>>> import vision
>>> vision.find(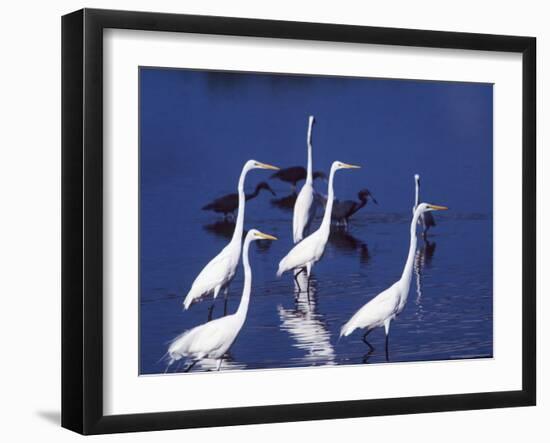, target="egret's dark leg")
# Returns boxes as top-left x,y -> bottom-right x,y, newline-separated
305,263 -> 313,301
184,360 -> 198,373
207,303 -> 214,321
362,329 -> 375,352
293,267 -> 305,292
385,333 -> 390,362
